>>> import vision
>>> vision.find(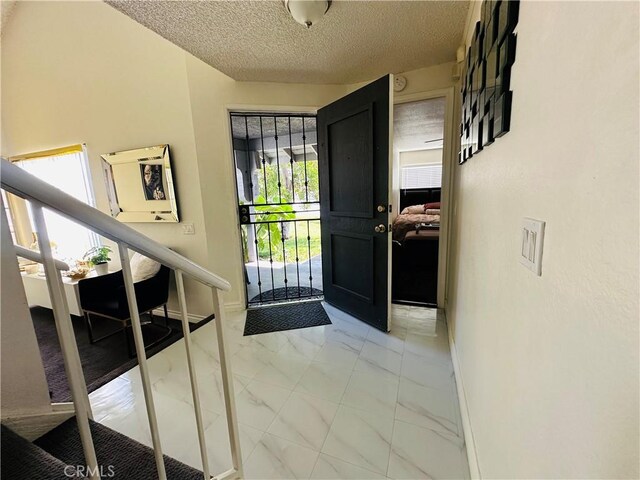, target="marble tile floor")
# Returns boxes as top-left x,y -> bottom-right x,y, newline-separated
89,303 -> 470,479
